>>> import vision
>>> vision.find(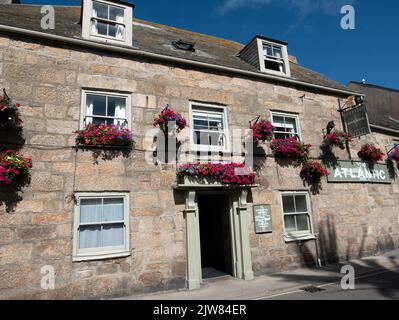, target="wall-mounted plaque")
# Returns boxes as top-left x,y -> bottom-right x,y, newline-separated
253,204 -> 272,234
326,160 -> 392,184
